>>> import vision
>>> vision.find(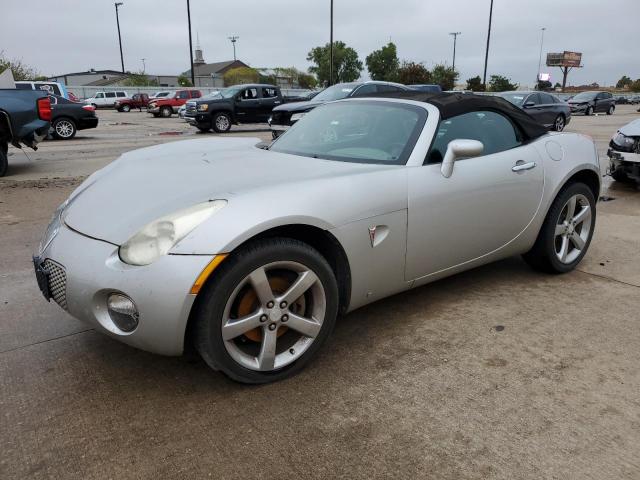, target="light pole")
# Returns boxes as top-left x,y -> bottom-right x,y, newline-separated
141,58 -> 146,73
228,36 -> 239,61
482,0 -> 494,87
329,0 -> 334,86
114,2 -> 125,73
449,32 -> 461,72
536,27 -> 546,89
187,0 -> 195,86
